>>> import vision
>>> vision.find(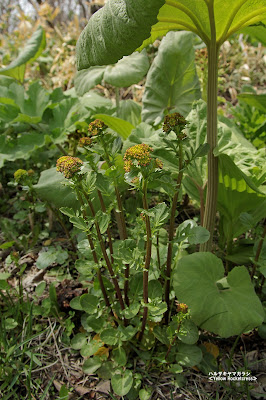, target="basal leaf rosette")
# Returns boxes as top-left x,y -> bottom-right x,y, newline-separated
173,252 -> 264,338
56,156 -> 83,179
